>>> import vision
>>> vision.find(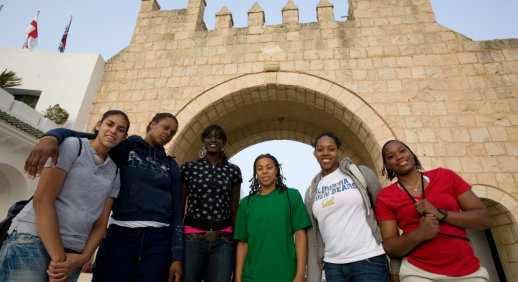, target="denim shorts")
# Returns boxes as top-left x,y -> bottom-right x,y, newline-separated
0,231 -> 81,282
